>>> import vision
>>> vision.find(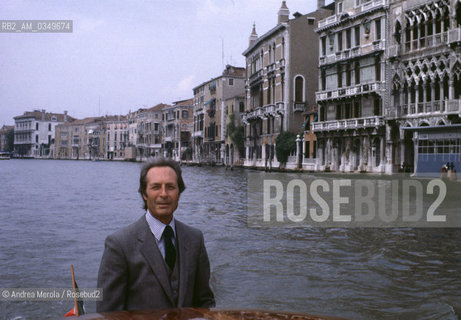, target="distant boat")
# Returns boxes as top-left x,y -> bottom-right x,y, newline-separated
0,152 -> 11,160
